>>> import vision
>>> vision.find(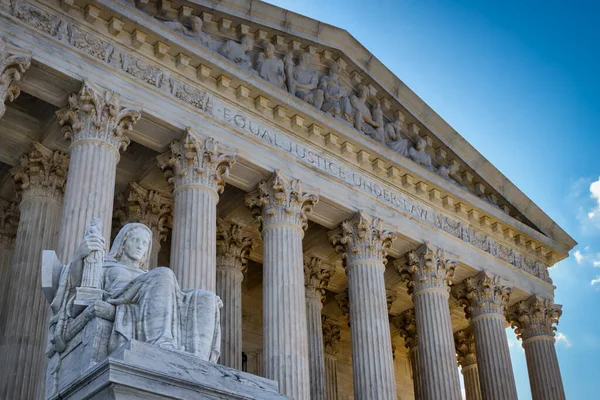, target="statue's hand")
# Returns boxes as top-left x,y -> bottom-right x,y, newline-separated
73,234 -> 104,262
92,300 -> 115,321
